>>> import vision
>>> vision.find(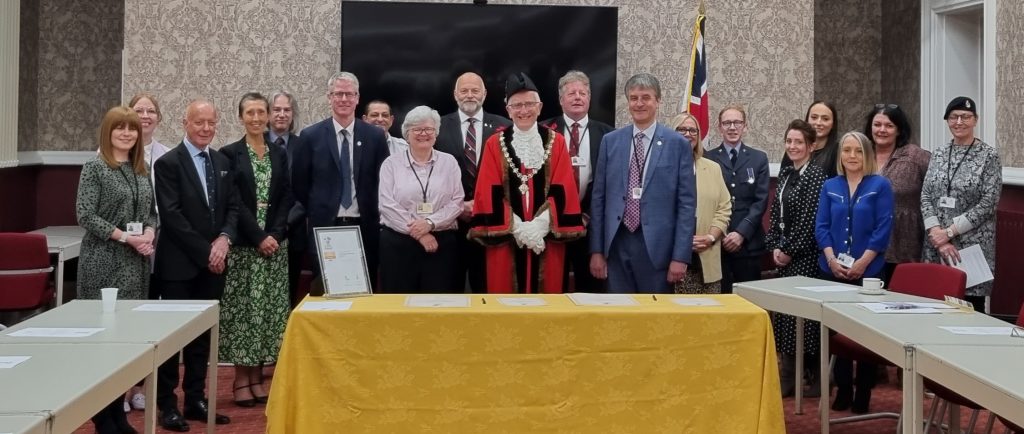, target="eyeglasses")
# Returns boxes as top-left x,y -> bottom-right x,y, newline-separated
134,108 -> 158,116
507,101 -> 540,111
720,120 -> 745,129
409,127 -> 437,136
947,114 -> 975,123
329,91 -> 359,100
875,103 -> 900,110
676,127 -> 699,136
